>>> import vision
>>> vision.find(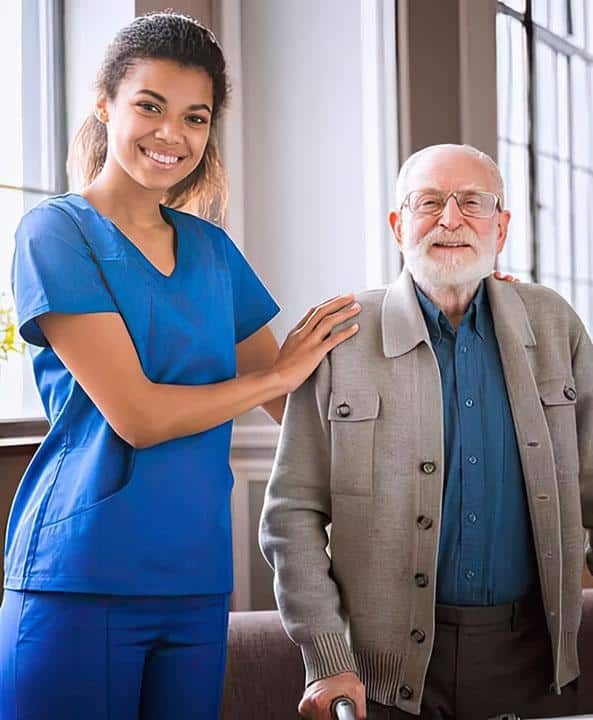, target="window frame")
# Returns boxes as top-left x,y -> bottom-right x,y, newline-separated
497,0 -> 593,308
0,0 -> 66,438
